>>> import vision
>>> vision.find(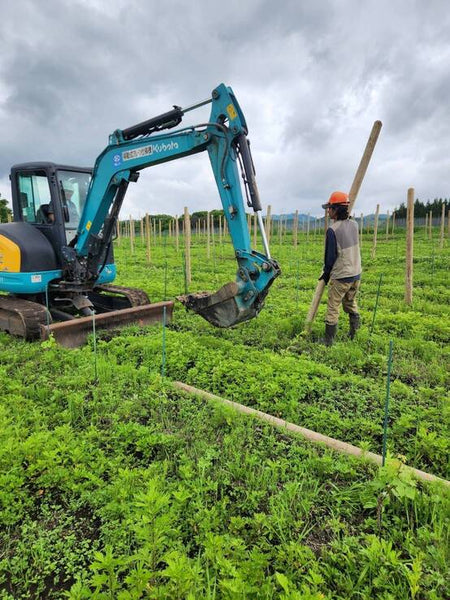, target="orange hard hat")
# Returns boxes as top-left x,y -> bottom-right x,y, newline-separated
322,191 -> 349,209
